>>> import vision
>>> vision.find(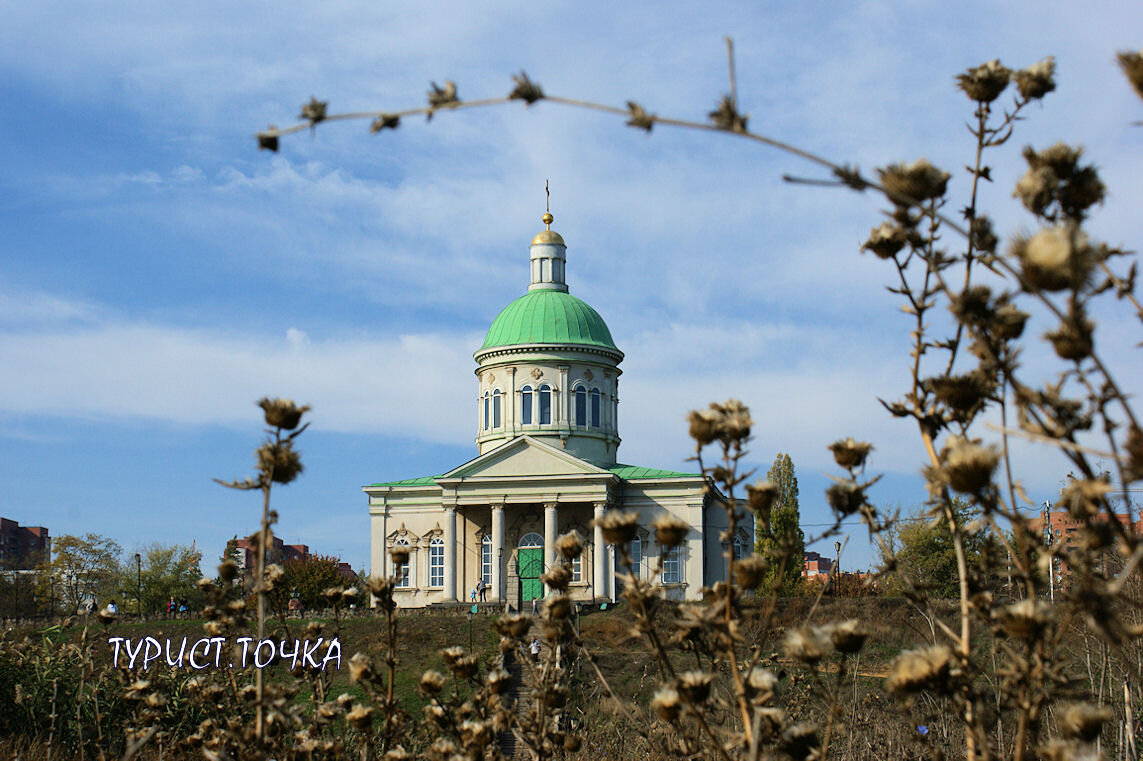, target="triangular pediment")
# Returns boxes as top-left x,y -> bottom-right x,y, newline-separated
440,436 -> 611,481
